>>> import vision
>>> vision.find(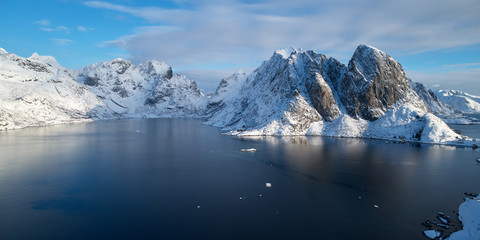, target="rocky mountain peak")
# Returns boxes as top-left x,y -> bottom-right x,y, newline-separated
28,52 -> 62,69
350,44 -> 393,81
139,60 -> 172,79
103,58 -> 133,74
339,44 -> 412,120
274,47 -> 304,59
